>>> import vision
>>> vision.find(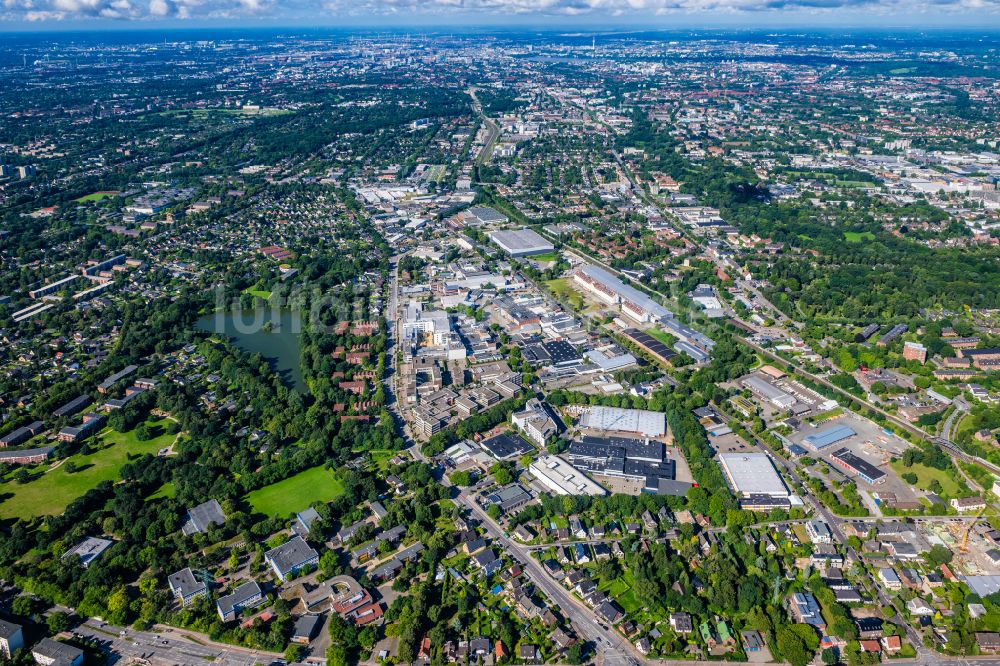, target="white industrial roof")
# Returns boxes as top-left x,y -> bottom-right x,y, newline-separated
529,455 -> 606,496
719,452 -> 788,497
488,229 -> 554,255
744,376 -> 794,405
580,405 -> 665,437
